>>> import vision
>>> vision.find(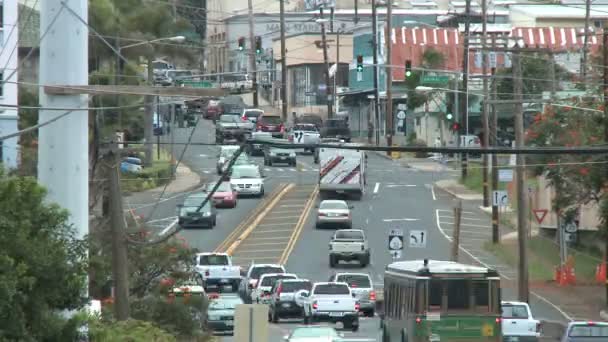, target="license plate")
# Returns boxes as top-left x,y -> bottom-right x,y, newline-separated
328,213 -> 339,217
329,312 -> 343,317
282,303 -> 291,308
225,320 -> 233,326
280,156 -> 286,160
220,279 -> 229,283
254,144 -> 260,148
